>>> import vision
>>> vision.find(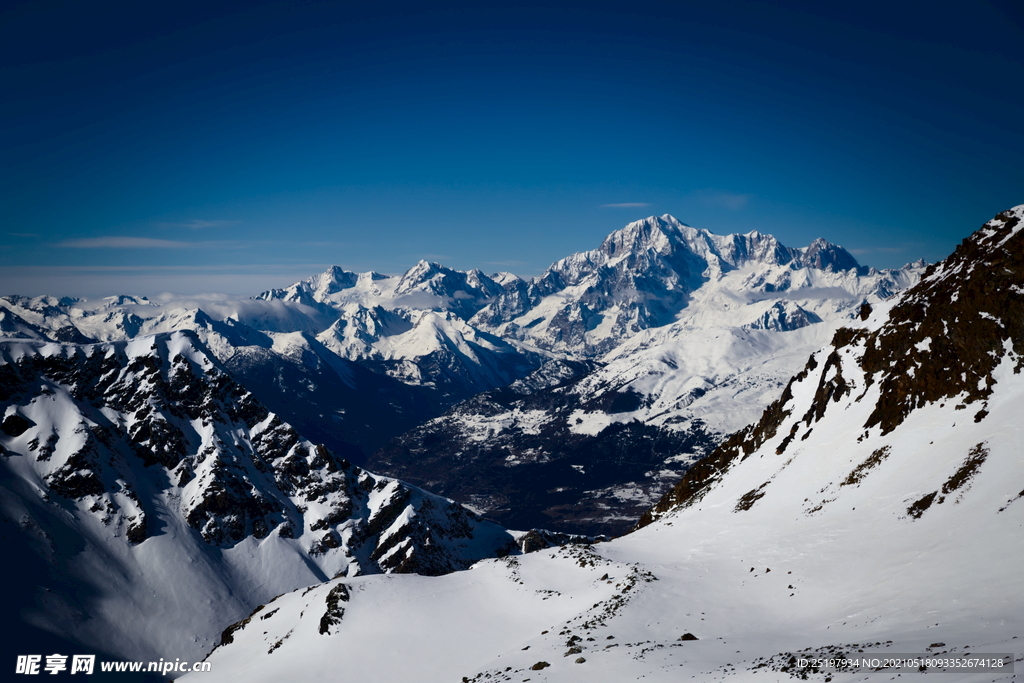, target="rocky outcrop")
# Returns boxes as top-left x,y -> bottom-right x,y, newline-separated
638,205 -> 1024,527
